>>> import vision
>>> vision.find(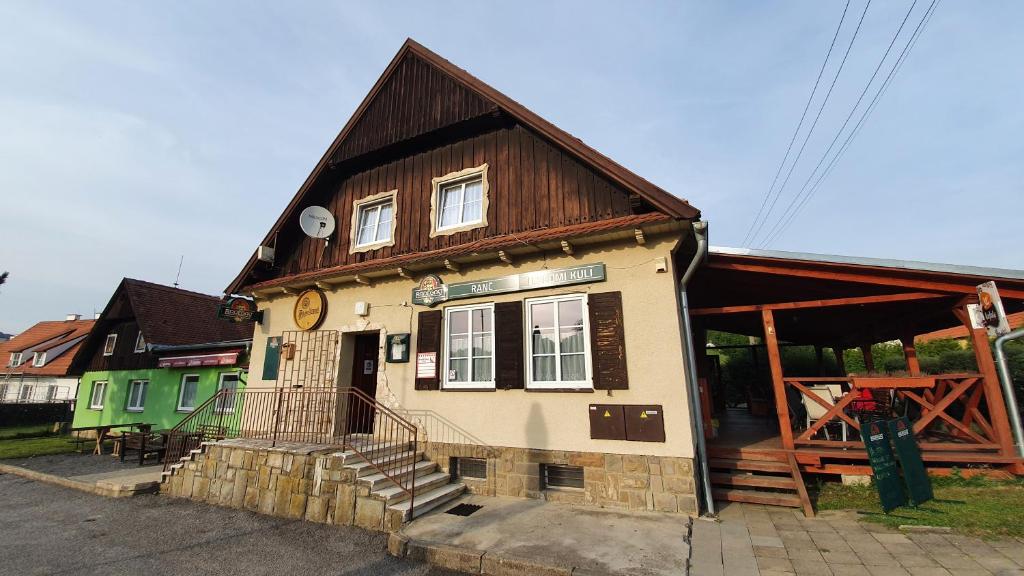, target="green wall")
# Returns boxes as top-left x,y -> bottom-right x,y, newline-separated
72,367 -> 246,431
